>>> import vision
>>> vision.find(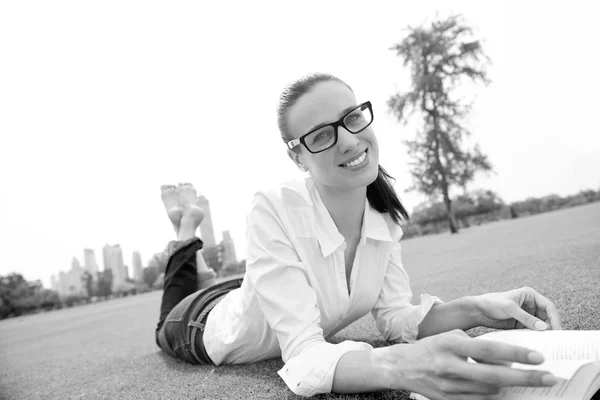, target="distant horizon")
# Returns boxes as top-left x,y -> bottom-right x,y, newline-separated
17,183 -> 600,288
